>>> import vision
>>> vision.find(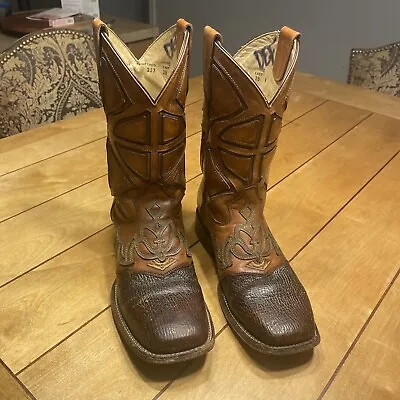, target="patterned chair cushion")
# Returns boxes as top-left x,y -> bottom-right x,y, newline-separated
0,28 -> 102,138
348,41 -> 400,97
